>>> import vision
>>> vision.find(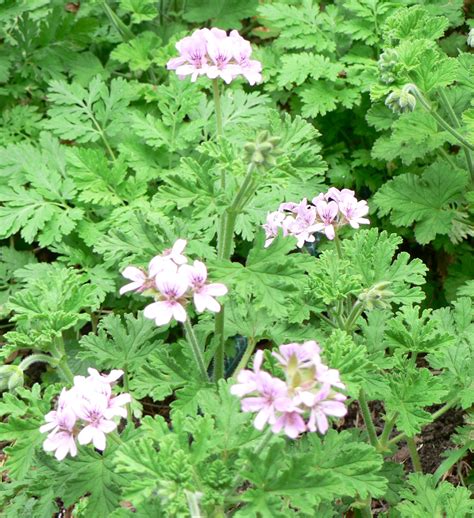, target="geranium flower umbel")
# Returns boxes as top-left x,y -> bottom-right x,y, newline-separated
167,28 -> 262,85
231,342 -> 347,439
40,369 -> 131,460
263,188 -> 369,247
119,239 -> 228,326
